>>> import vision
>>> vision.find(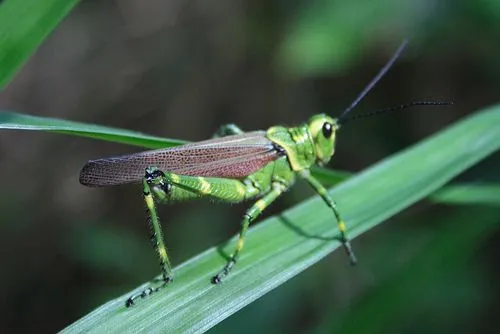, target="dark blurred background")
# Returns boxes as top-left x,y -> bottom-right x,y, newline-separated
0,0 -> 499,333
